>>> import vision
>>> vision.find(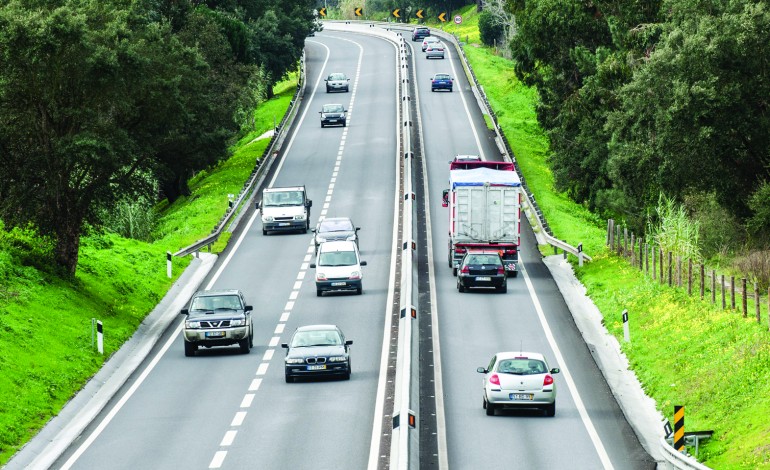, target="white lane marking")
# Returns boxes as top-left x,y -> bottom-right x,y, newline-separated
231,411 -> 247,427
293,281 -> 302,290
280,312 -> 290,322
270,336 -> 280,347
443,41 -> 486,160
263,349 -> 274,361
248,378 -> 262,391
209,451 -> 227,469
521,262 -> 614,469
284,301 -> 295,310
240,394 -> 255,408
297,271 -> 306,280
274,324 -> 285,334
220,430 -> 237,446
256,363 -> 269,376
289,290 -> 299,300
302,260 -> 311,267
